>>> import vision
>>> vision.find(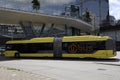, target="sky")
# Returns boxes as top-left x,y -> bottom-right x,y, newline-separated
109,0 -> 120,20
0,0 -> 120,20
